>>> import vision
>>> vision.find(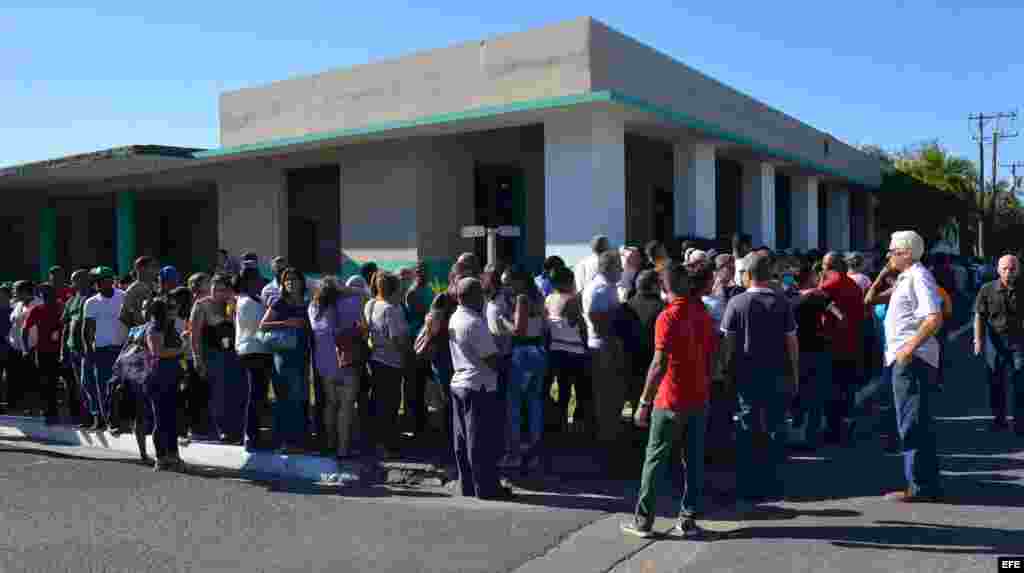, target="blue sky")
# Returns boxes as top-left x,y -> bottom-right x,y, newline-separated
3,1 -> 1022,177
